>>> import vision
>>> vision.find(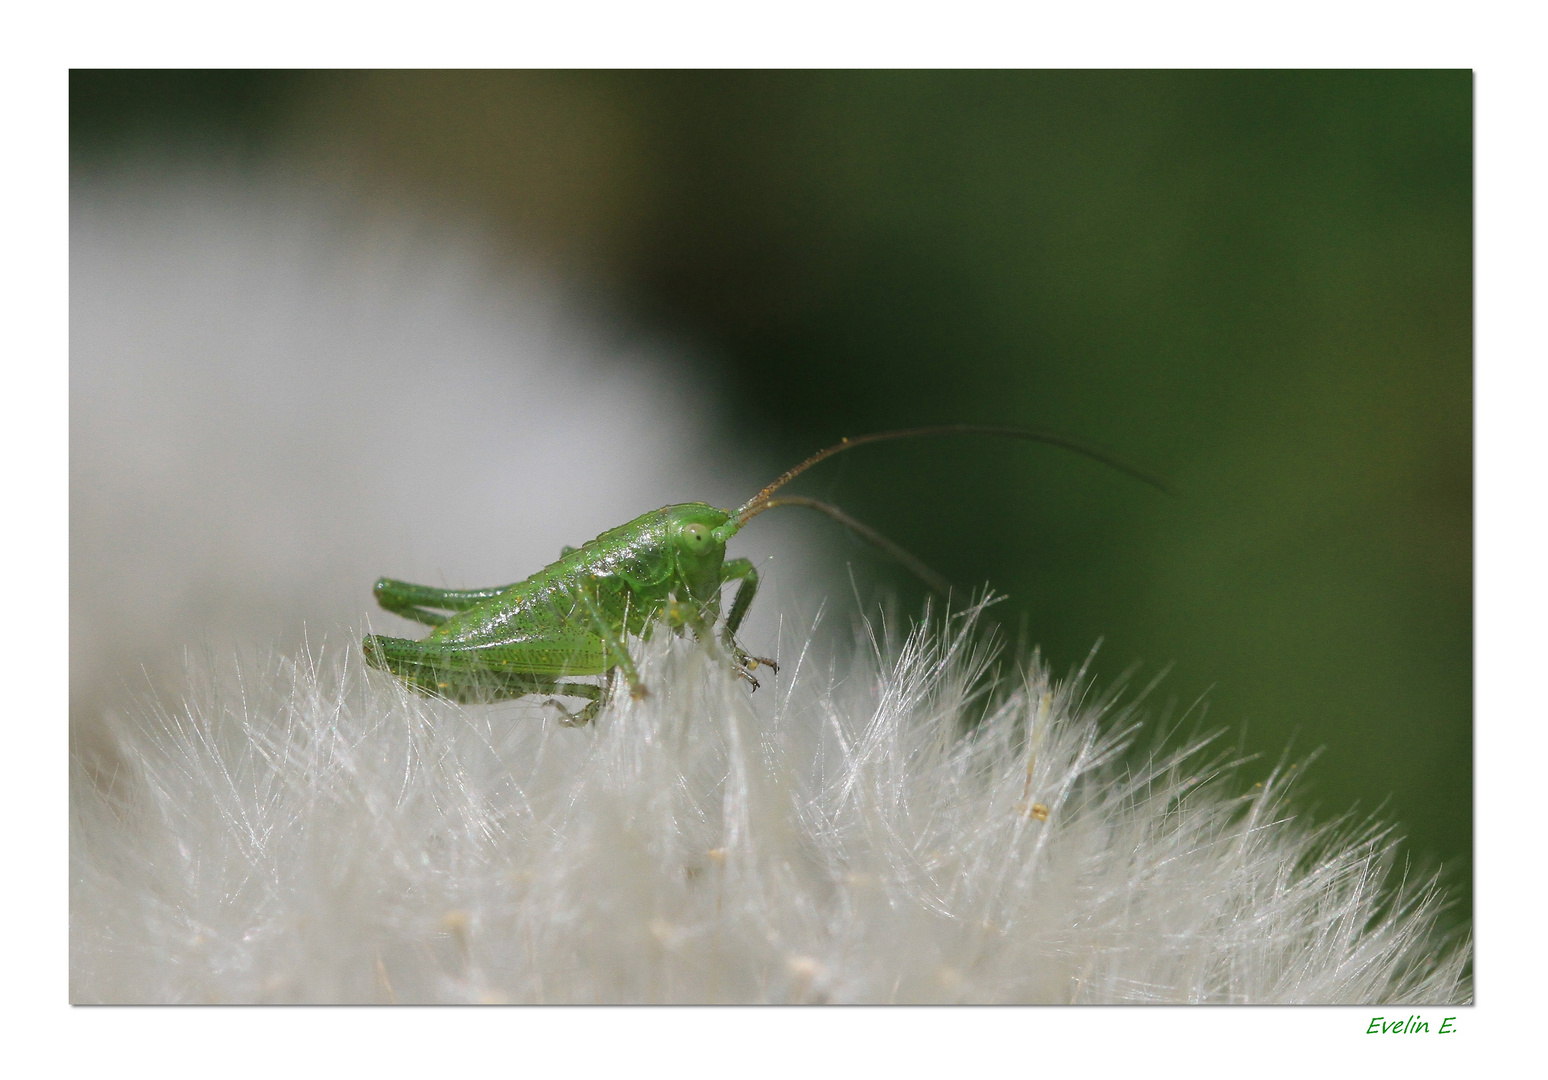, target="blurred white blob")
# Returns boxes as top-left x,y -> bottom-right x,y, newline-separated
70,168 -> 819,731
71,602 -> 1470,1004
